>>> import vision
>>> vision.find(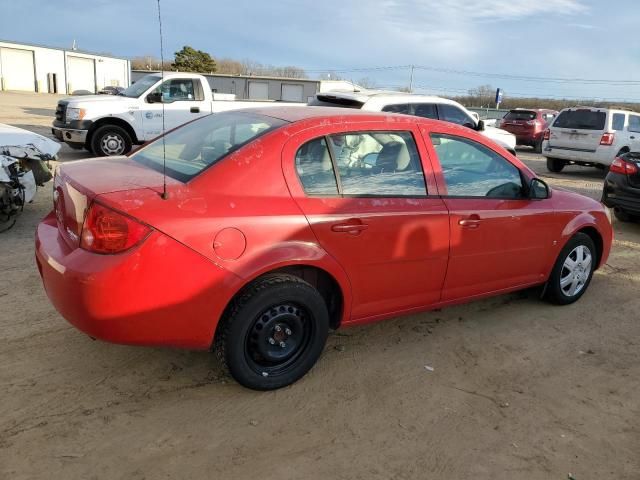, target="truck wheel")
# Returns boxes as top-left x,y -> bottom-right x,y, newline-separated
91,125 -> 132,156
546,157 -> 565,173
544,233 -> 596,305
214,274 -> 329,390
